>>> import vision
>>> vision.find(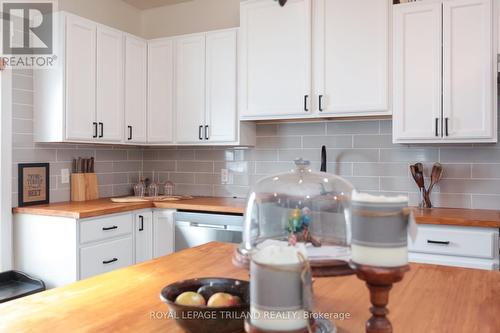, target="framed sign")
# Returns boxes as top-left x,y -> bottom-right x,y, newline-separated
18,163 -> 50,207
